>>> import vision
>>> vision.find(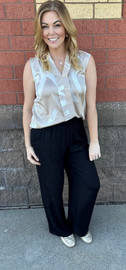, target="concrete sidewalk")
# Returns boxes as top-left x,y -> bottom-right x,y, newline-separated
0,205 -> 126,270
